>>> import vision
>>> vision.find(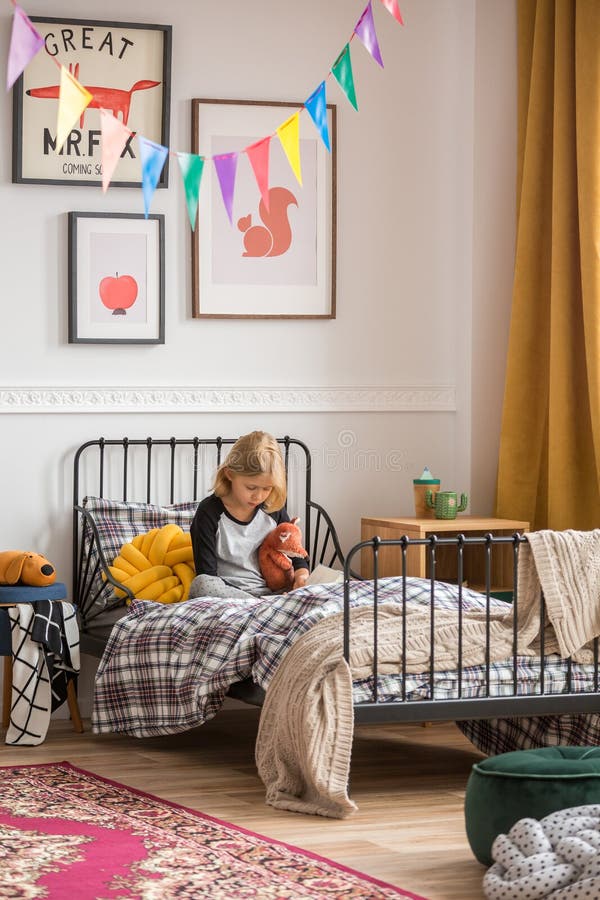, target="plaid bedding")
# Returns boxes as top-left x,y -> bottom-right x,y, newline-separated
457,715 -> 600,755
91,576 -> 599,740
